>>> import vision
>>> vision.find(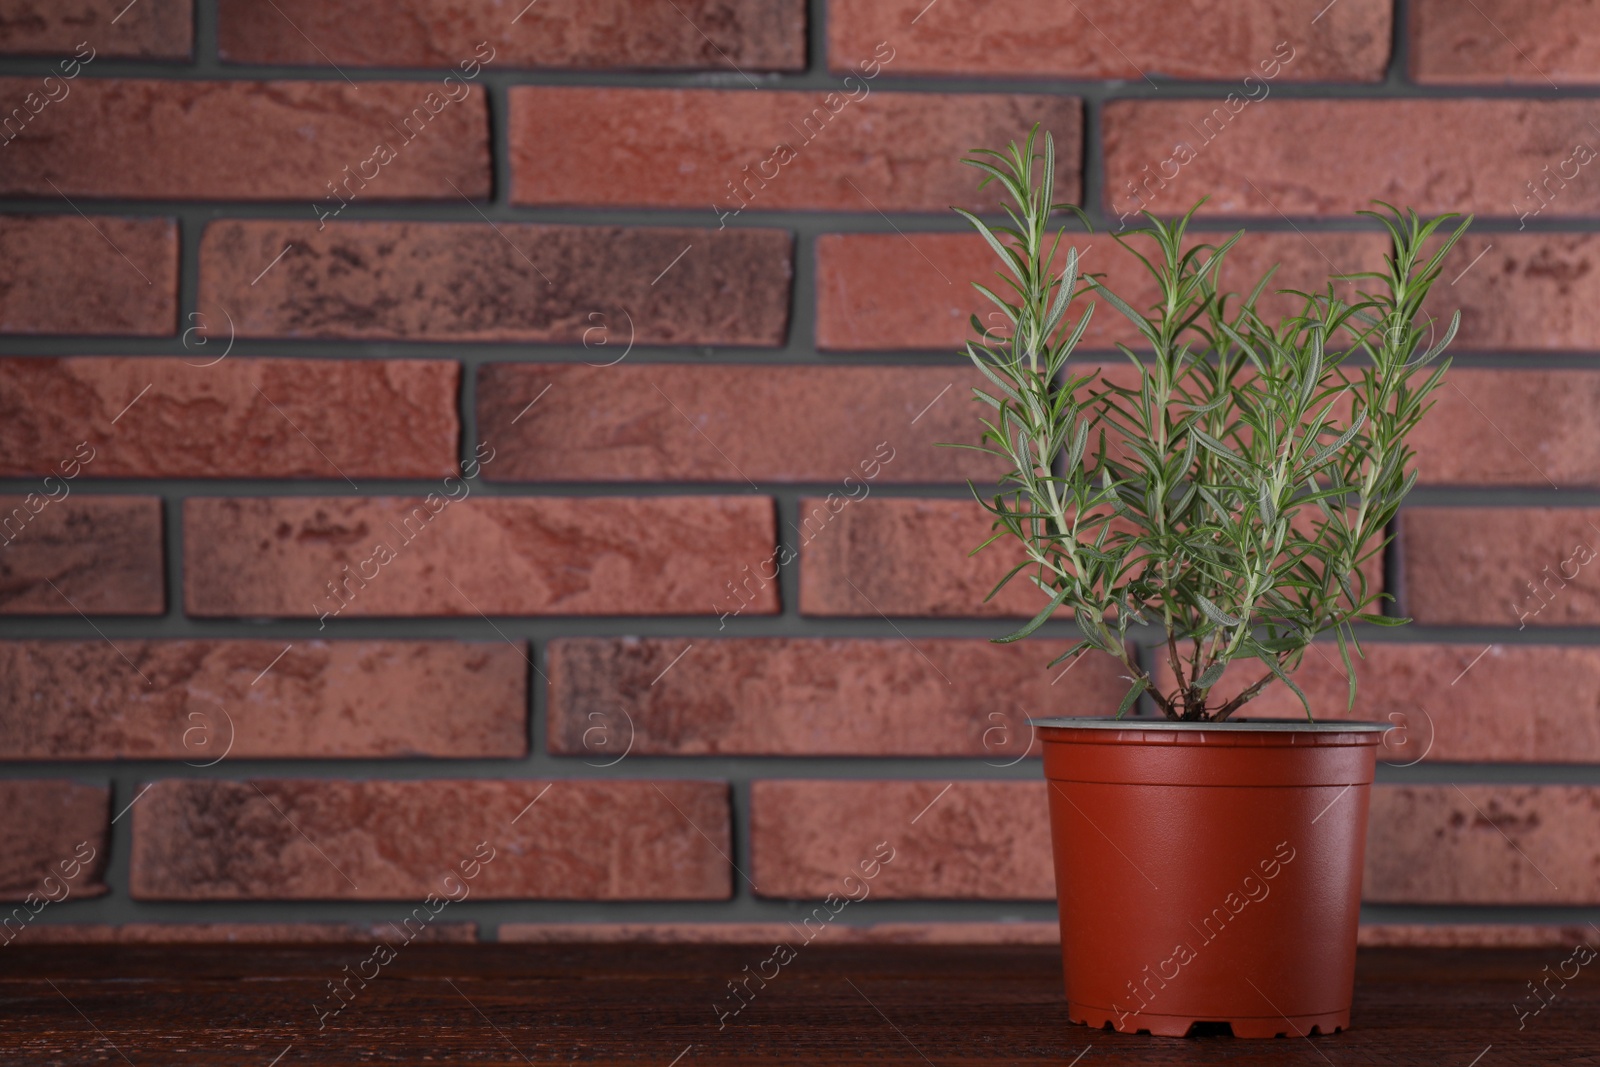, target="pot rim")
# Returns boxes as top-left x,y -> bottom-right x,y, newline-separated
1030,716 -> 1389,732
